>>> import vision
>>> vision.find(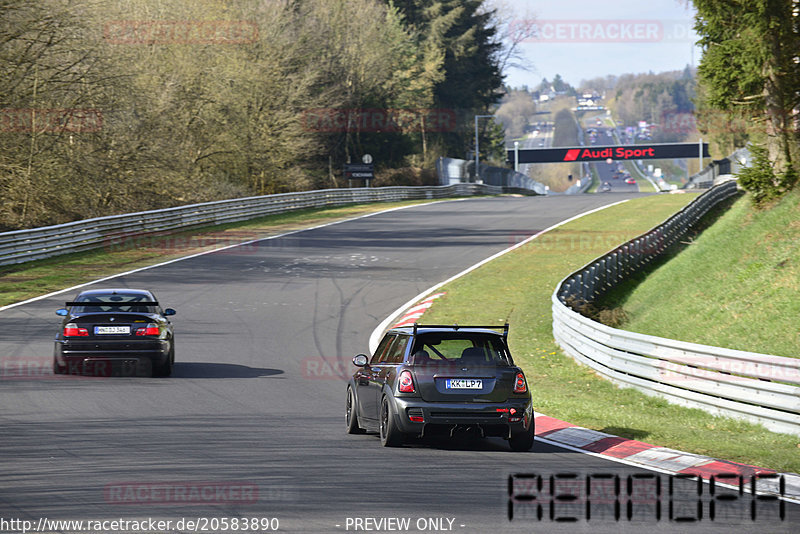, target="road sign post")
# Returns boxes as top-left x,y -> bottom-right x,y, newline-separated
513,141 -> 519,172
343,163 -> 374,187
